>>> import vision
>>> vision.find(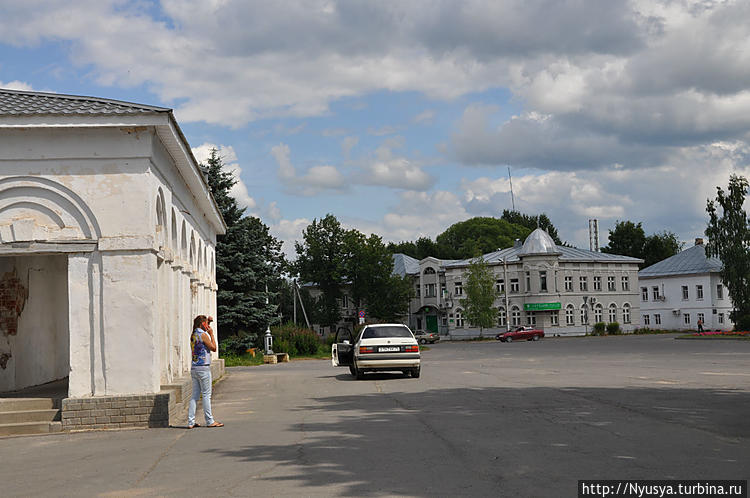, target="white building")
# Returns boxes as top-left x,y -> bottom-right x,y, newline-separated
0,89 -> 225,430
638,238 -> 733,331
399,228 -> 642,338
